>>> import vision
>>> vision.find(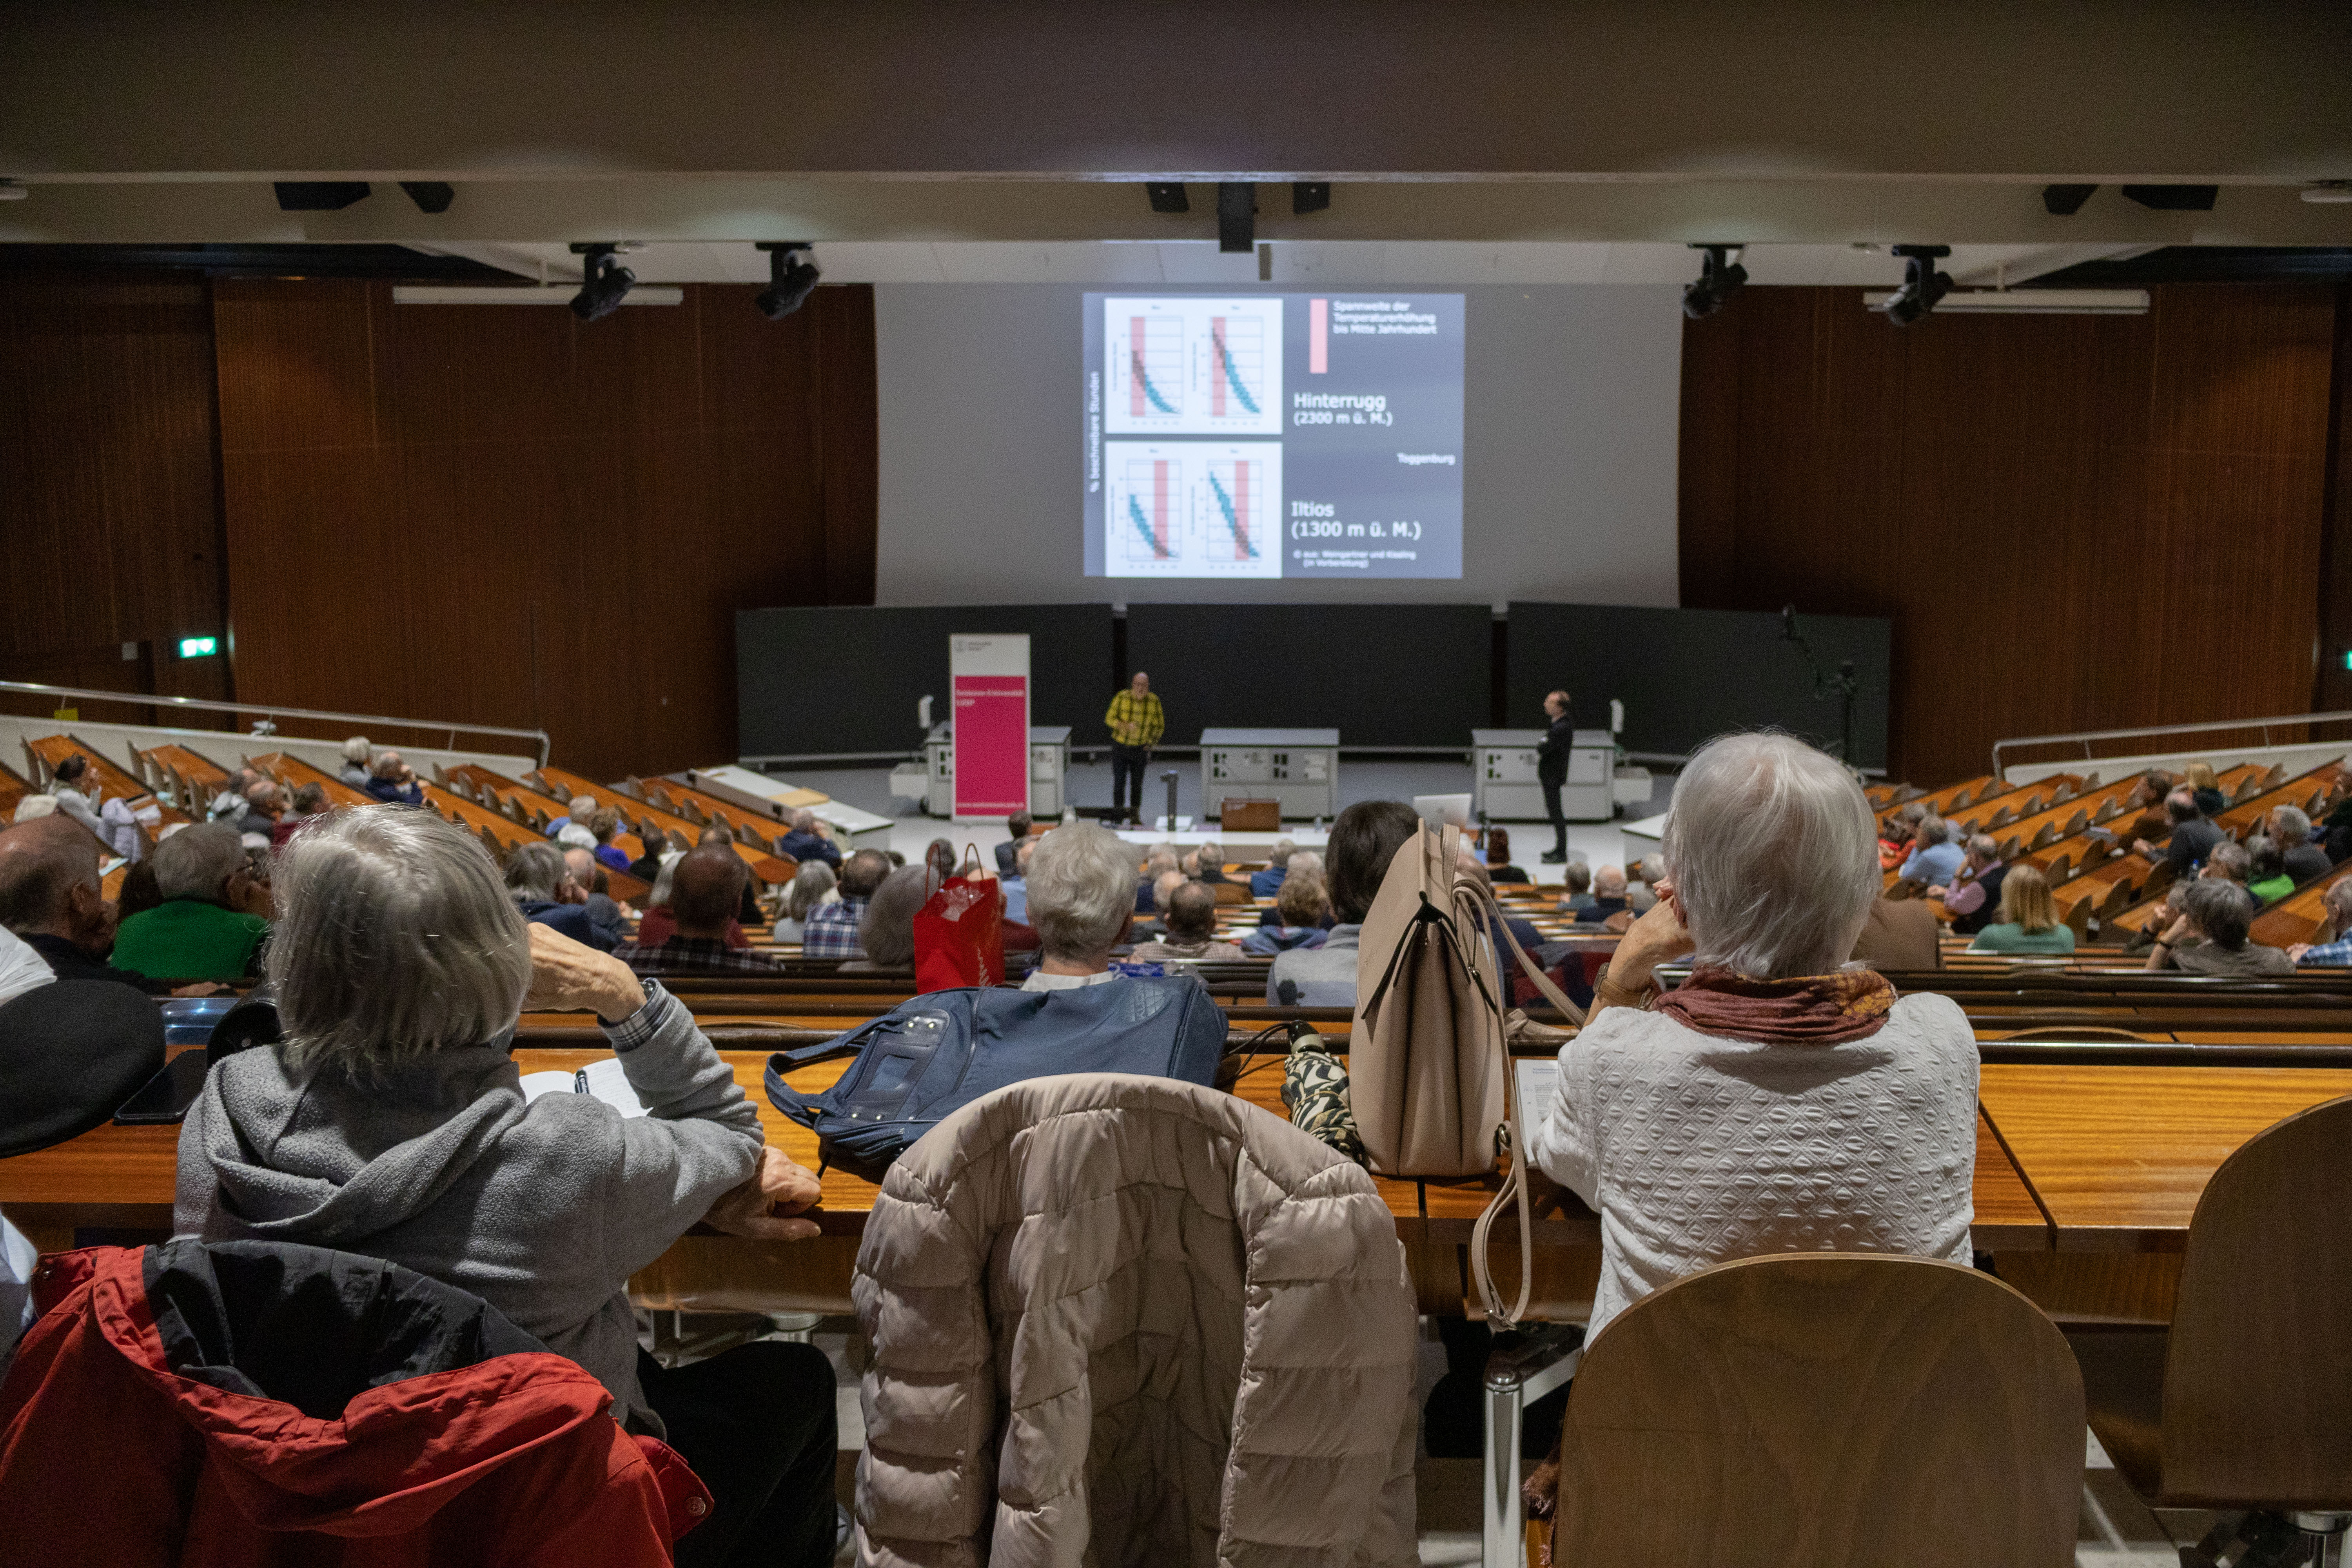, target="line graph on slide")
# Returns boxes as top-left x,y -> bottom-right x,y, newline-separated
1120,457 -> 1180,563
1102,297 -> 1280,436
1203,460 -> 1263,560
1207,316 -> 1263,417
1120,316 -> 1182,420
